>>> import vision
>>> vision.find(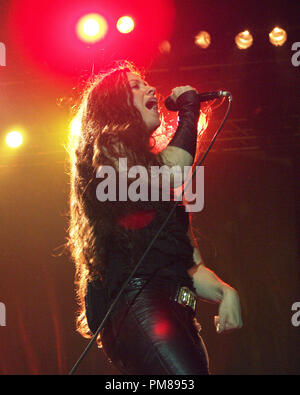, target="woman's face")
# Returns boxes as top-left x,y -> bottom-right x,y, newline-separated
127,72 -> 161,133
